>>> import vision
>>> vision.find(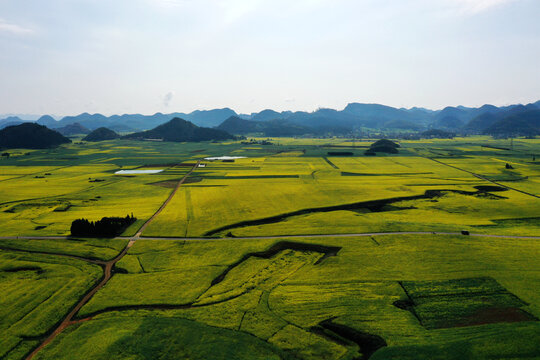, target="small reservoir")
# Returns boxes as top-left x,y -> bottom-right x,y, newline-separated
204,156 -> 247,160
115,169 -> 164,175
